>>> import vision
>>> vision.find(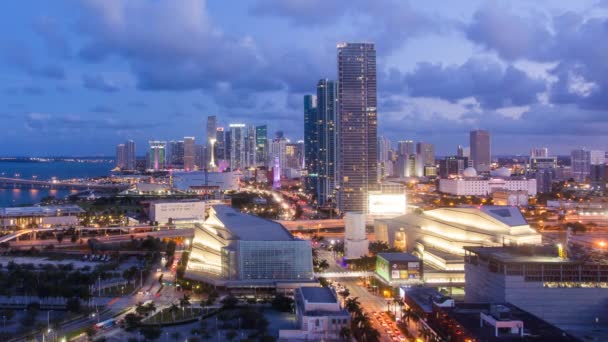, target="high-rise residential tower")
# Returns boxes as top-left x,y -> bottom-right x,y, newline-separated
304,94 -> 318,195
148,141 -> 167,171
337,42 -> 378,213
125,140 -> 136,170
397,140 -> 414,156
116,144 -> 125,169
470,130 -> 491,172
229,124 -> 246,170
315,79 -> 338,206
